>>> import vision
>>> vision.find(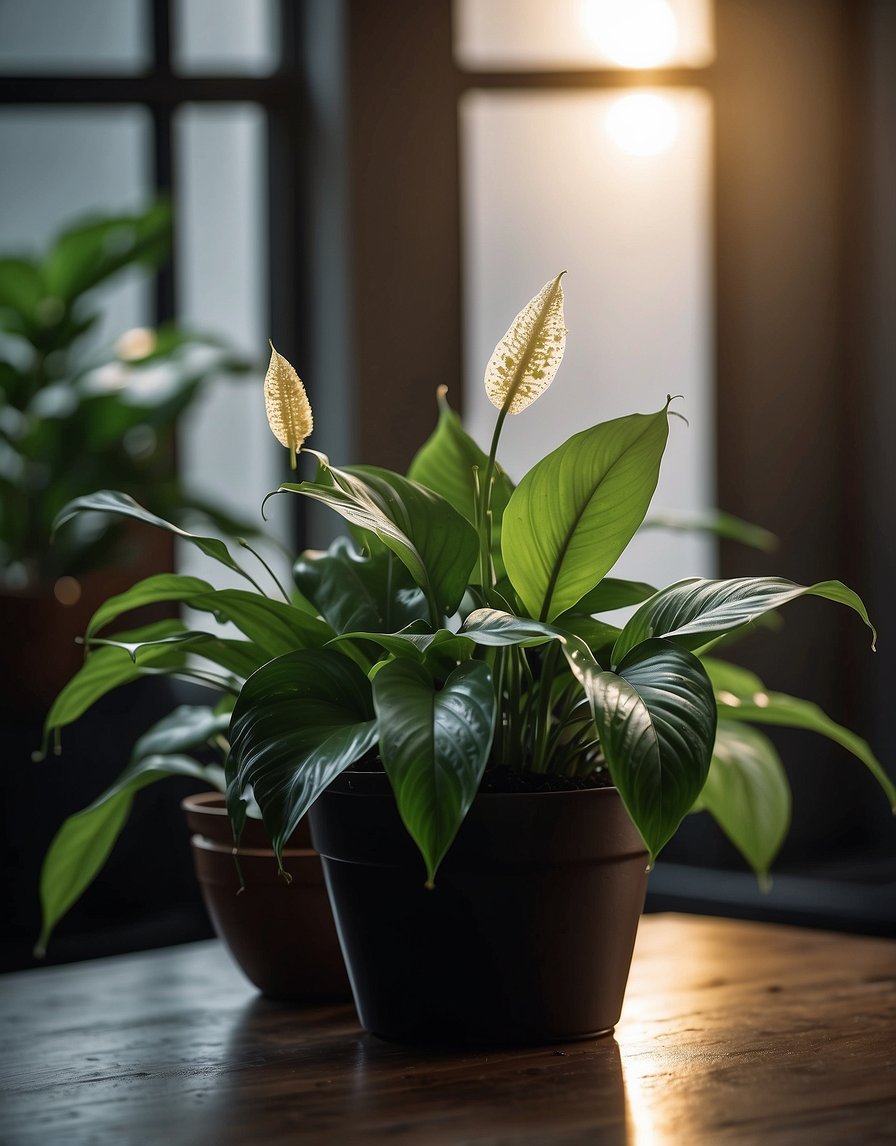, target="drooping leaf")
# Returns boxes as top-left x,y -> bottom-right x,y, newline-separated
293,537 -> 428,634
36,753 -> 213,955
87,628 -> 266,681
573,637 -> 717,858
278,461 -> 478,618
40,620 -> 189,754
52,491 -> 255,584
703,658 -> 896,809
408,387 -> 514,578
484,273 -> 566,415
226,649 -> 378,860
502,405 -> 670,622
372,659 -> 496,884
264,342 -> 313,469
613,577 -> 877,665
86,573 -> 214,640
699,720 -> 791,883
